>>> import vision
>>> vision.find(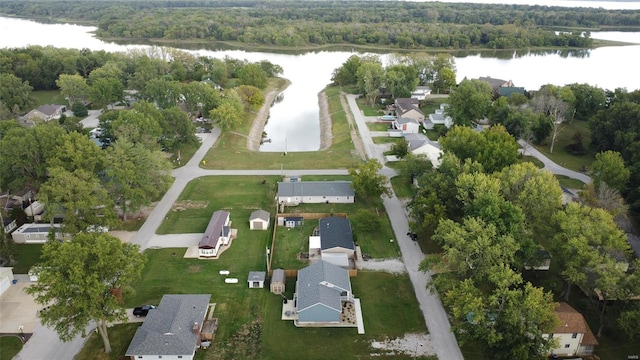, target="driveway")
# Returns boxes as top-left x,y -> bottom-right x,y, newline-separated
519,139 -> 592,183
0,277 -> 40,334
80,109 -> 102,128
